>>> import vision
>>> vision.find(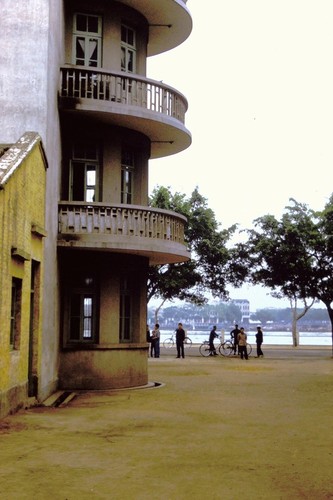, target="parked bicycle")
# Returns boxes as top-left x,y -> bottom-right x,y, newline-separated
163,332 -> 192,349
219,338 -> 252,357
